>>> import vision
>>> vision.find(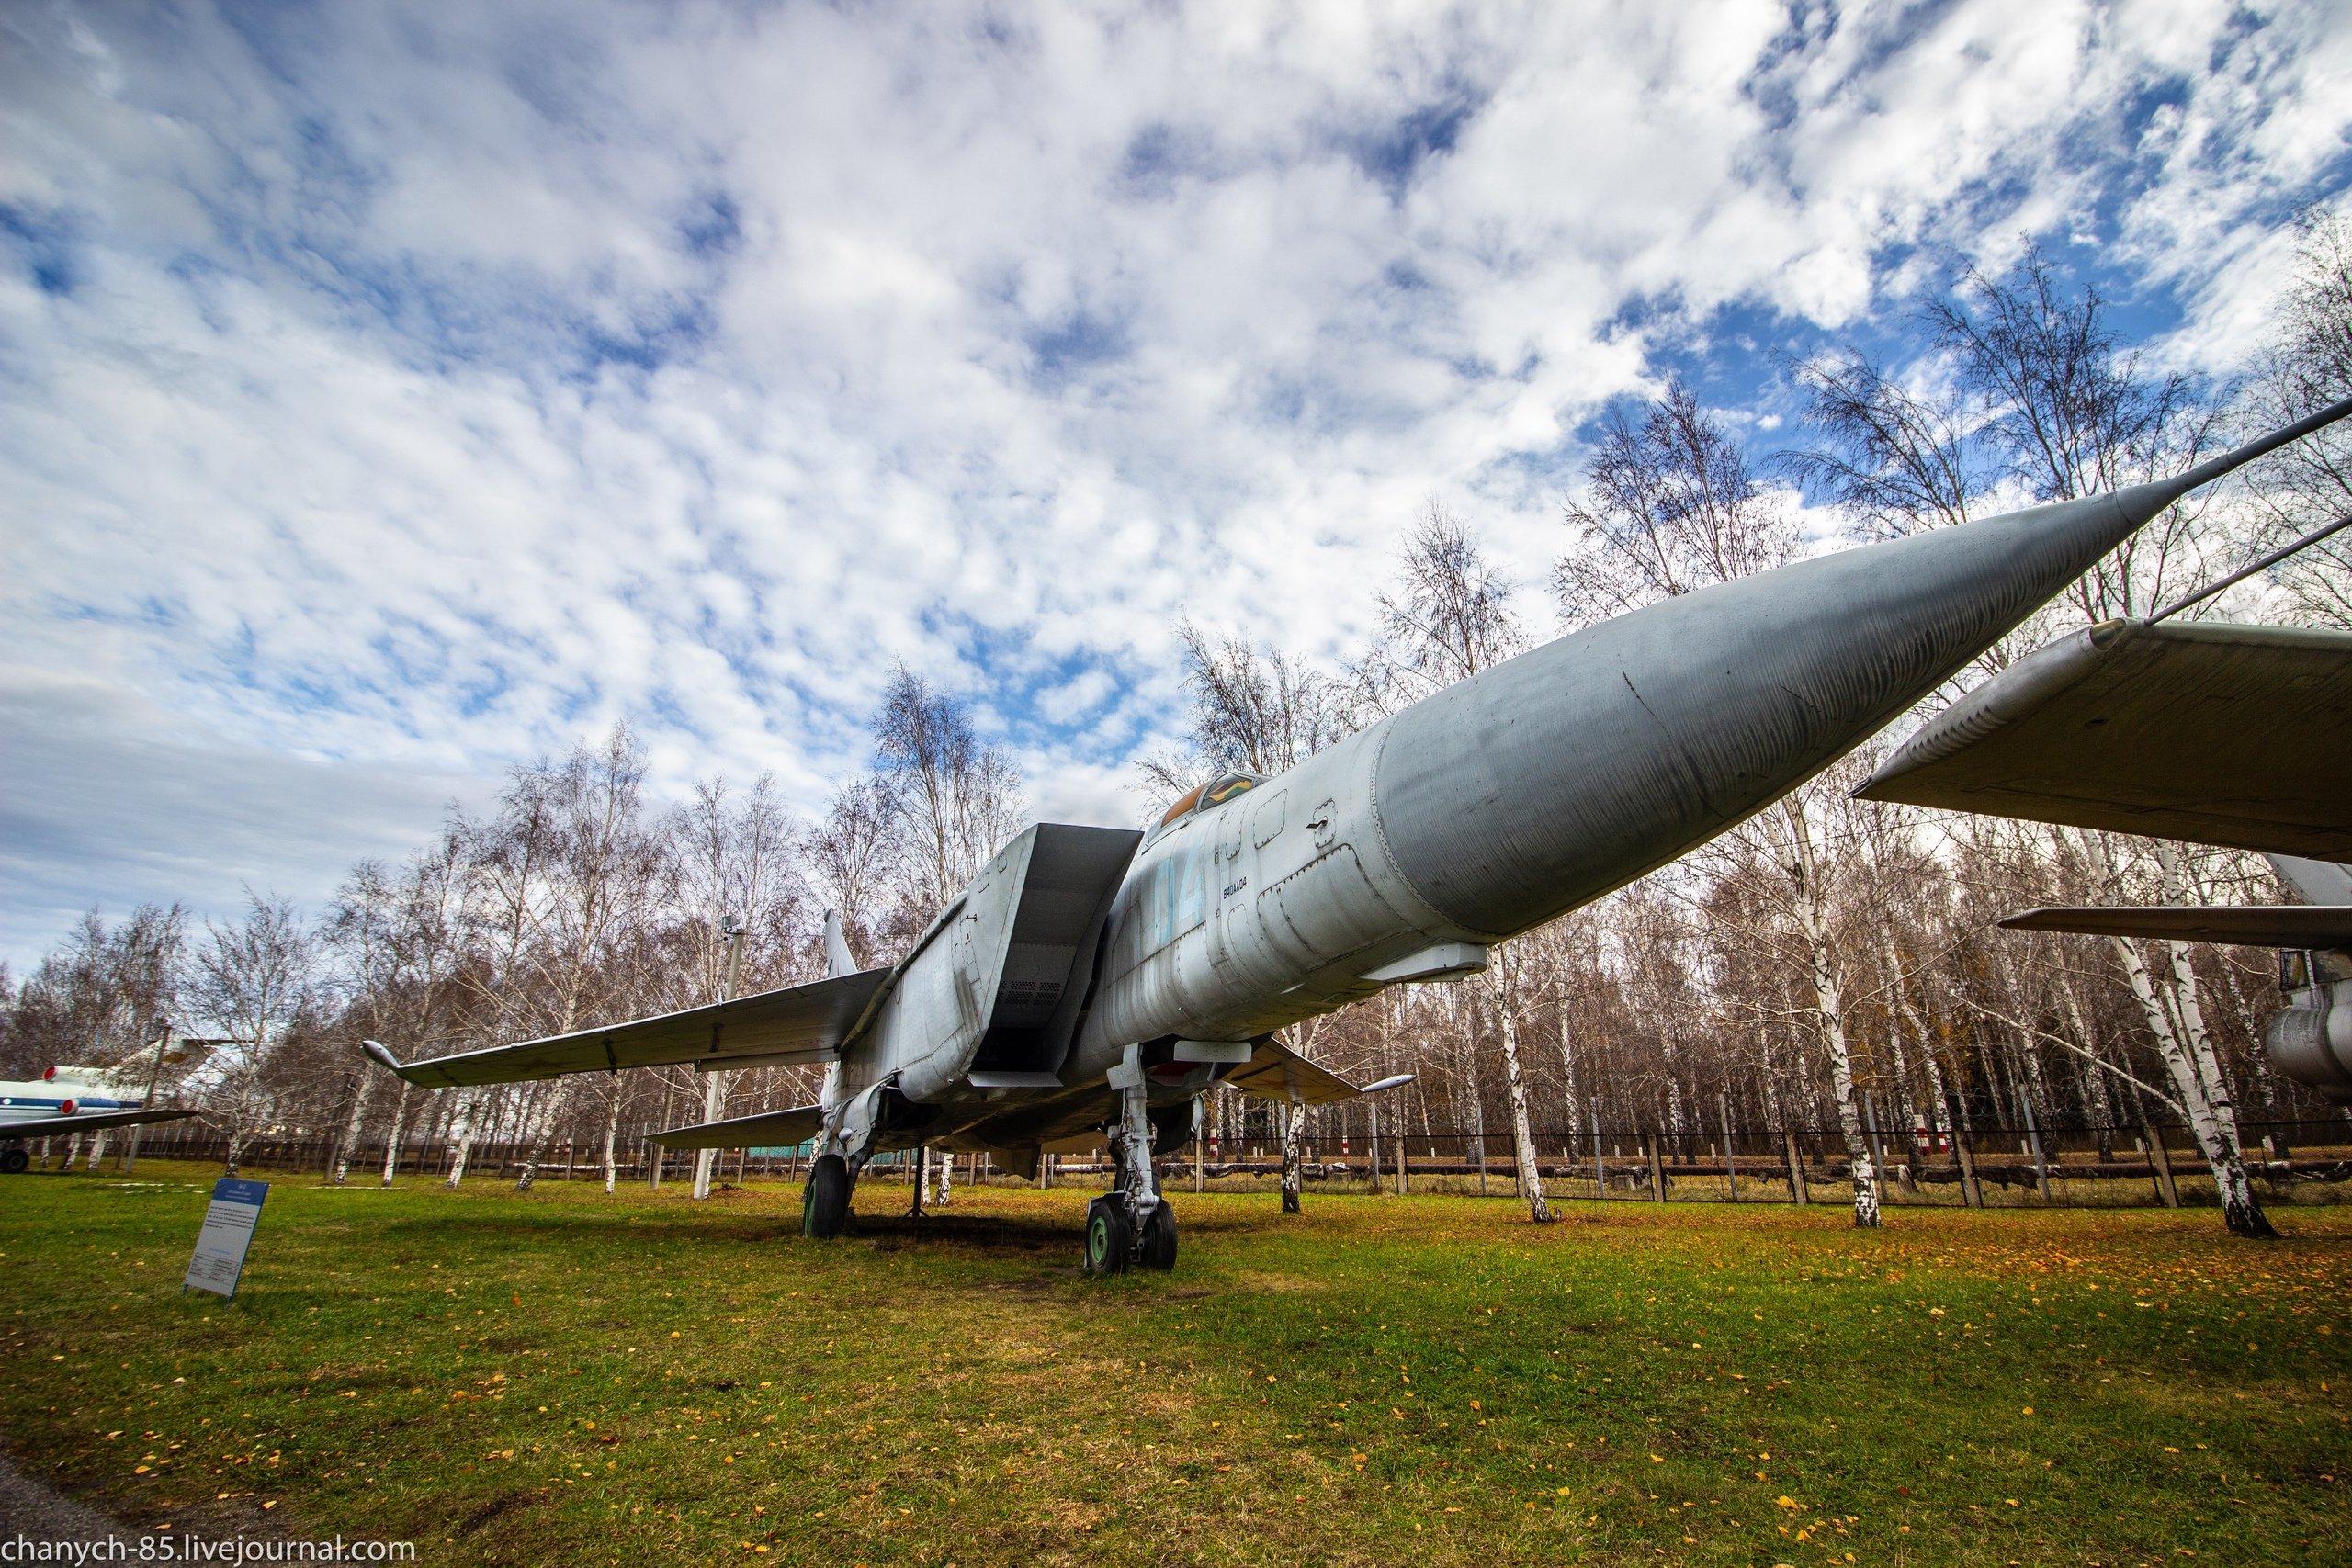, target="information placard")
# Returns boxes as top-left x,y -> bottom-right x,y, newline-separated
184,1177 -> 268,1299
